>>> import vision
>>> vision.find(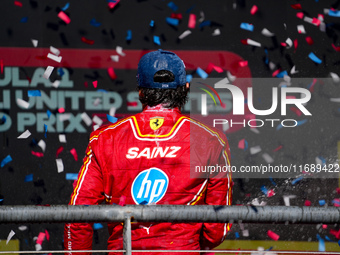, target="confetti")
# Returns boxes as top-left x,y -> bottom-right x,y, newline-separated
199,20 -> 211,29
330,72 -> 340,83
196,67 -> 208,79
1,155 -> 12,168
44,124 -> 48,138
58,11 -> 71,24
81,37 -> 94,45
110,55 -> 119,62
6,230 -> 15,245
31,39 -> 38,47
108,0 -> 120,9
243,38 -> 261,47
198,11 -> 205,22
36,232 -> 45,245
149,20 -> 154,27
14,1 -> 22,7
262,153 -> 274,164
52,80 -> 60,88
61,3 -> 70,11
238,139 -> 248,150
308,52 -> 322,64
66,173 -> 78,180
297,25 -> 306,33
90,18 -> 101,27
20,17 -> 28,23
178,30 -> 191,40
319,200 -> 326,206
38,140 -> 46,152
330,98 -> 340,103
305,200 -> 311,206
240,23 -> 254,31
93,115 -> 103,127
45,230 -> 50,241
70,148 -> 78,161
50,46 -> 60,56
205,63 -> 223,74
17,130 -> 31,139
250,5 -> 258,15
43,66 -> 54,79
116,46 -> 125,56
107,67 -> 117,80
107,114 -> 118,123
126,30 -> 132,41
188,14 -> 196,29
47,53 -> 62,63
59,134 -> 67,143
332,199 -> 340,207
306,36 -> 314,45
250,146 -> 261,155
24,174 -> 33,182
268,230 -> 280,241
167,2 -> 178,11
292,176 -> 303,185
93,81 -> 98,88
261,28 -> 274,37
81,112 -> 92,126
186,74 -> 192,83
16,98 -> 30,109
166,17 -> 179,26
56,159 -> 64,173
28,90 -> 41,97
56,146 -> 64,158
290,65 -> 298,74
261,185 -> 269,196
18,226 -> 27,231
317,234 -> 325,252
239,61 -> 248,67
212,29 -> 220,36
93,223 -> 104,230
291,4 -> 302,10
328,10 -> 340,17
153,36 -> 161,45
297,12 -> 304,19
